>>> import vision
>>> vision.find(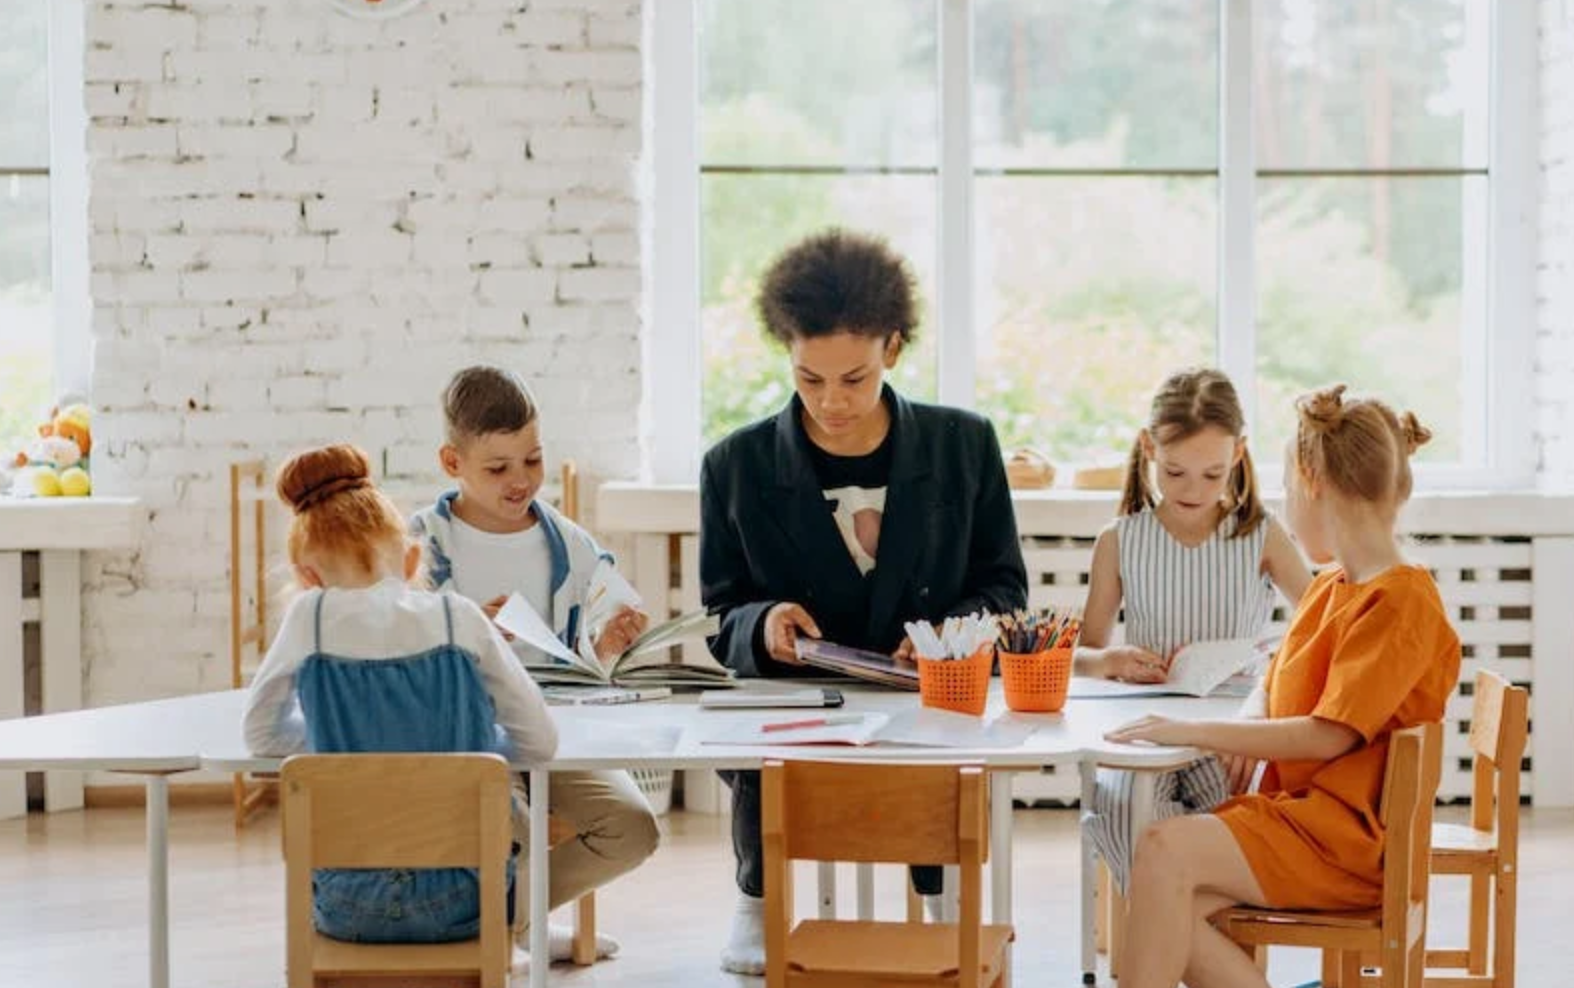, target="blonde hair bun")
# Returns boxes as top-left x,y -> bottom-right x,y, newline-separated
1399,411 -> 1432,456
1296,384 -> 1347,435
